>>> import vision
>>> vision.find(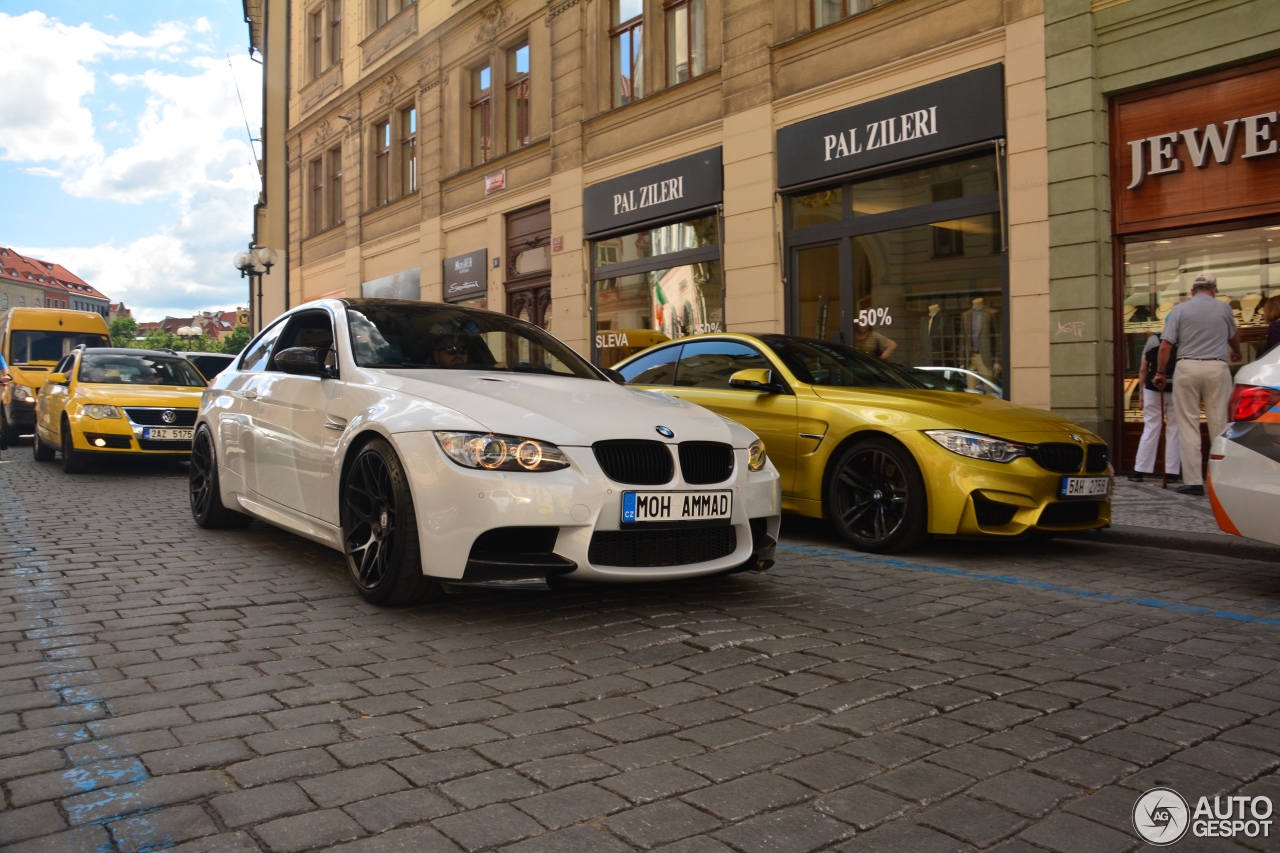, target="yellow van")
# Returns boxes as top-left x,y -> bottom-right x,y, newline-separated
1,308 -> 110,443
